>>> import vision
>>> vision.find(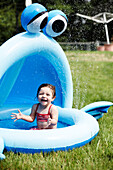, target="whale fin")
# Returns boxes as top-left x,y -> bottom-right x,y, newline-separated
0,137 -> 5,160
81,101 -> 113,120
0,153 -> 5,160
